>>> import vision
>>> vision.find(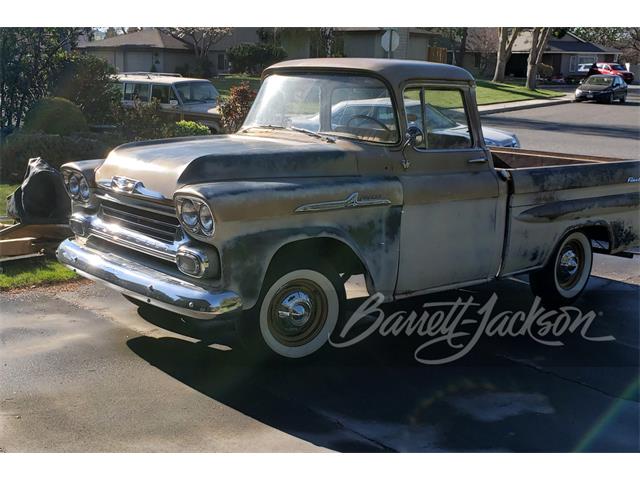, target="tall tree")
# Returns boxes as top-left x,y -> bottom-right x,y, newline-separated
433,28 -> 468,67
0,28 -> 87,131
160,28 -> 233,77
161,28 -> 233,60
492,27 -> 522,83
525,27 -> 552,89
105,27 -> 118,39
